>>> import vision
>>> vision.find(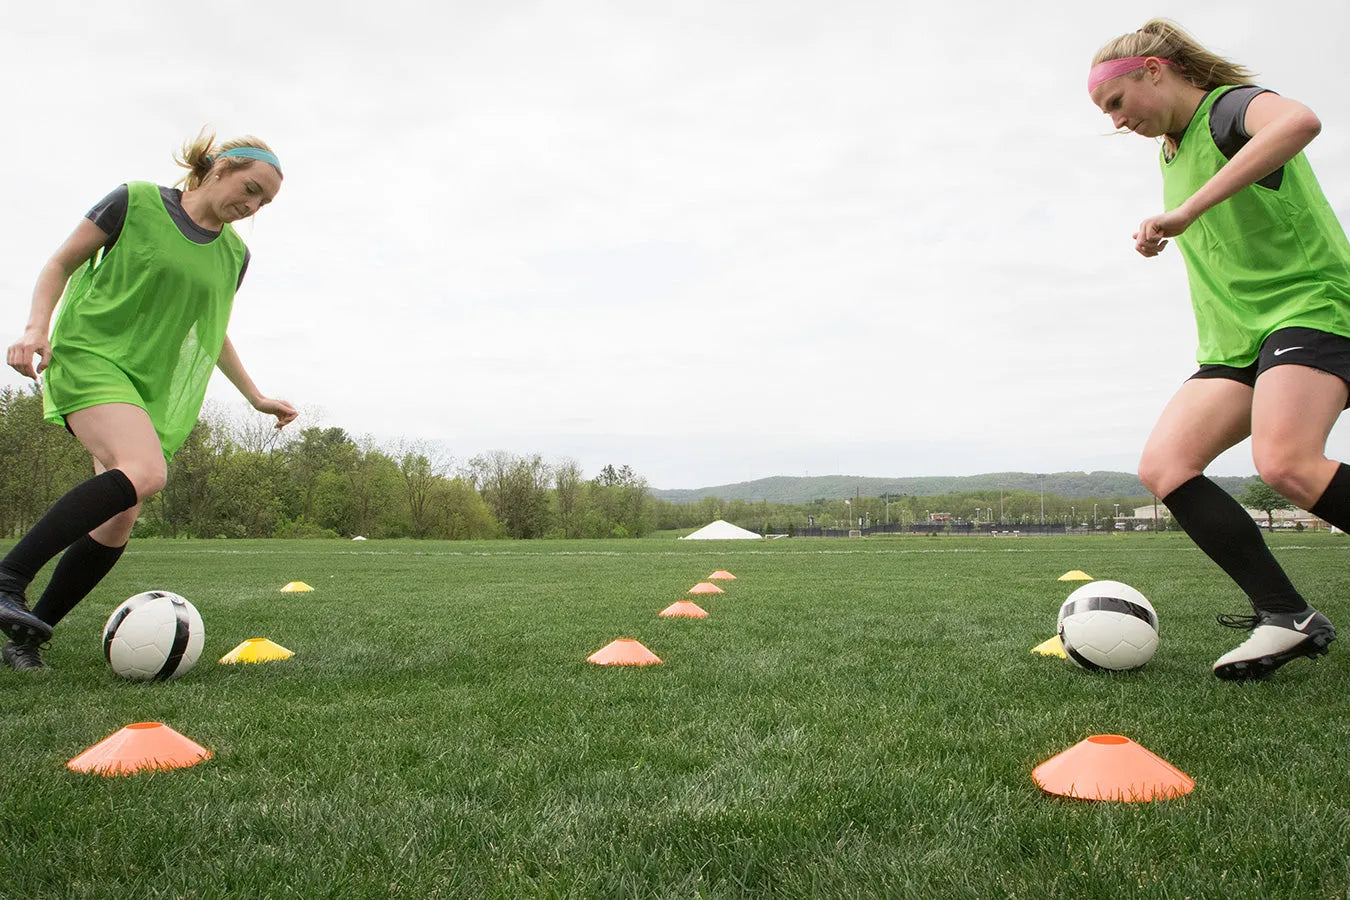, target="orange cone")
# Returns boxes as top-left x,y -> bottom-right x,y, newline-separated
587,639 -> 662,665
708,570 -> 736,580
68,722 -> 212,776
1033,734 -> 1194,802
659,601 -> 708,618
688,582 -> 724,594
